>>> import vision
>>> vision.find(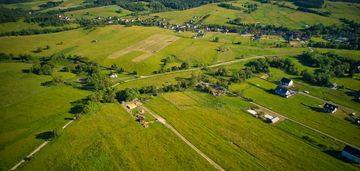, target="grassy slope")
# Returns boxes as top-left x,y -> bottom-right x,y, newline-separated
22,103 -> 215,171
151,0 -> 355,29
0,63 -> 90,170
65,5 -> 132,19
229,77 -> 360,147
145,91 -> 358,170
0,25 -> 301,75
